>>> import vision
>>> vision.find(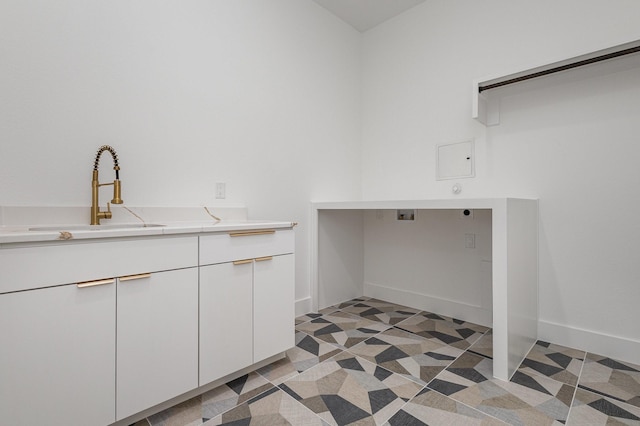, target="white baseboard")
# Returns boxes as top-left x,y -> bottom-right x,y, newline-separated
538,320 -> 640,366
295,296 -> 312,317
364,282 -> 492,328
